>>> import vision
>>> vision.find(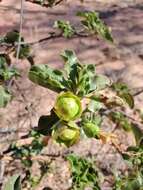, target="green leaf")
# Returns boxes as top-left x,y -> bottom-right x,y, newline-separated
92,74 -> 111,91
77,64 -> 96,96
61,50 -> 81,76
4,174 -> 21,190
131,124 -> 143,146
77,11 -> 113,42
119,93 -> 134,109
109,111 -> 132,132
16,44 -> 31,59
0,54 -> 19,83
112,82 -> 134,108
28,64 -> 66,92
88,99 -> 103,113
54,20 -> 75,38
66,154 -> 101,190
61,50 -> 82,91
0,86 -> 12,107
